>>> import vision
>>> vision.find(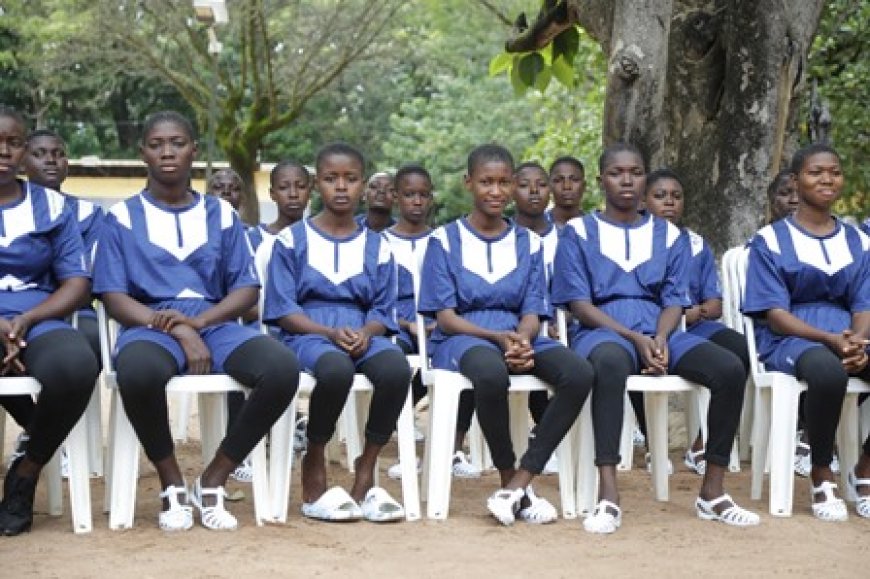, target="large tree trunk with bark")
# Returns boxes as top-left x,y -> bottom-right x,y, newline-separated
515,0 -> 825,254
